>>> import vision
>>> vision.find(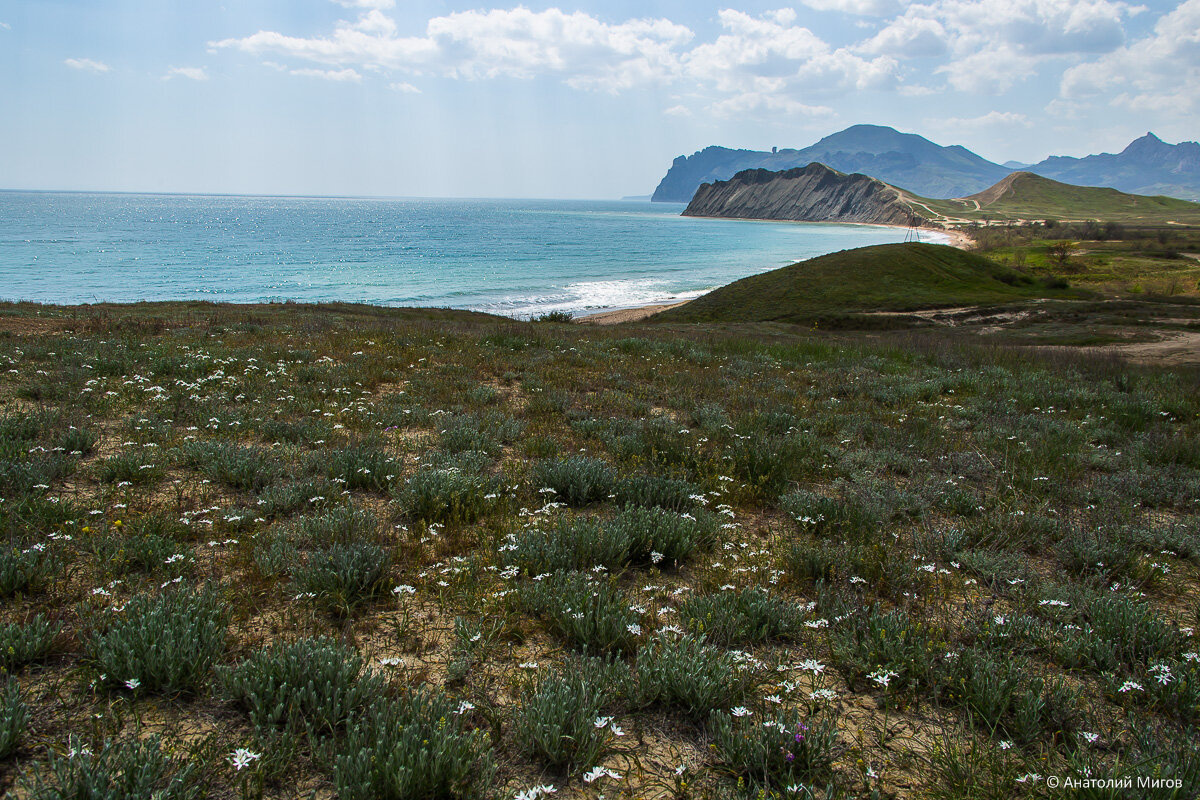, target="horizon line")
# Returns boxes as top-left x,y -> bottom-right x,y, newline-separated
0,187 -> 669,203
